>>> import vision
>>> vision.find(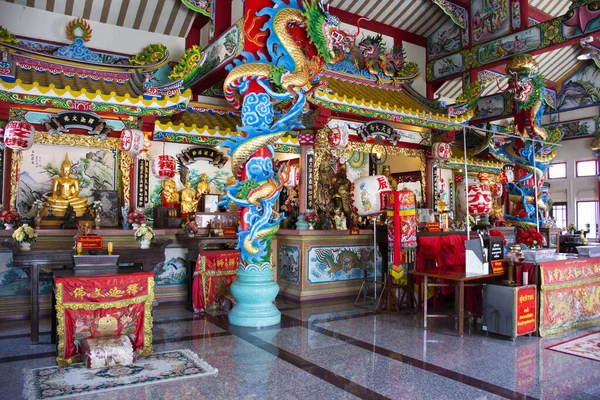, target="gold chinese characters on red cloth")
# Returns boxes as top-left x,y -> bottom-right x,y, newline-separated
193,250 -> 239,312
54,272 -> 154,366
